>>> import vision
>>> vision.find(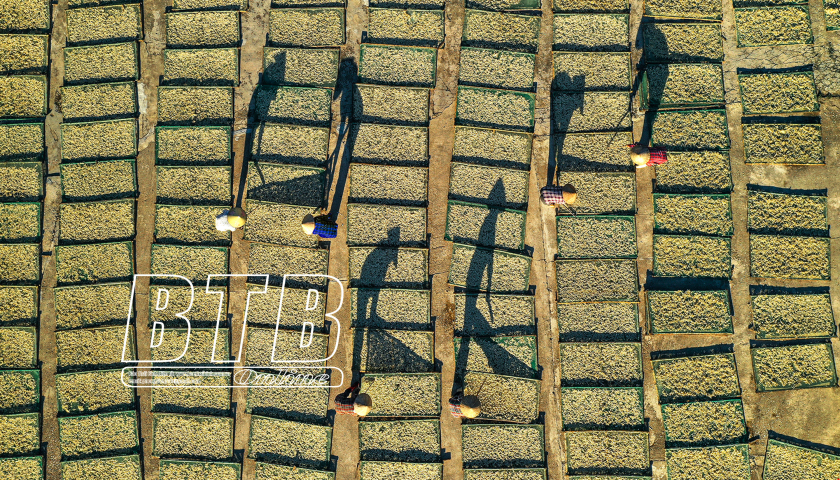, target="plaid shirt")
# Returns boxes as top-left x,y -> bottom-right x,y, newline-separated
540,186 -> 567,206
647,147 -> 668,166
335,386 -> 358,415
449,396 -> 464,418
313,216 -> 338,239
